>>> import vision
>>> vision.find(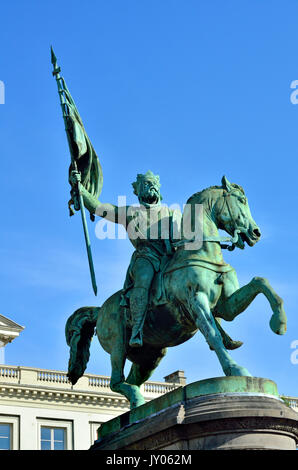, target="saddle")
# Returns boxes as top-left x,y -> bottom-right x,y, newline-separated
147,254 -> 243,351
149,252 -> 234,309
149,255 -> 172,308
